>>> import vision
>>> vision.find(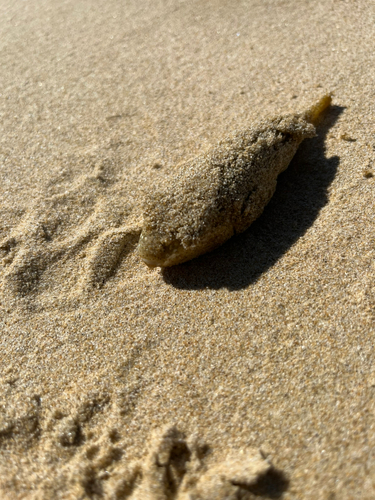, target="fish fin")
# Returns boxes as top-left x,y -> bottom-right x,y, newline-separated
303,94 -> 332,124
